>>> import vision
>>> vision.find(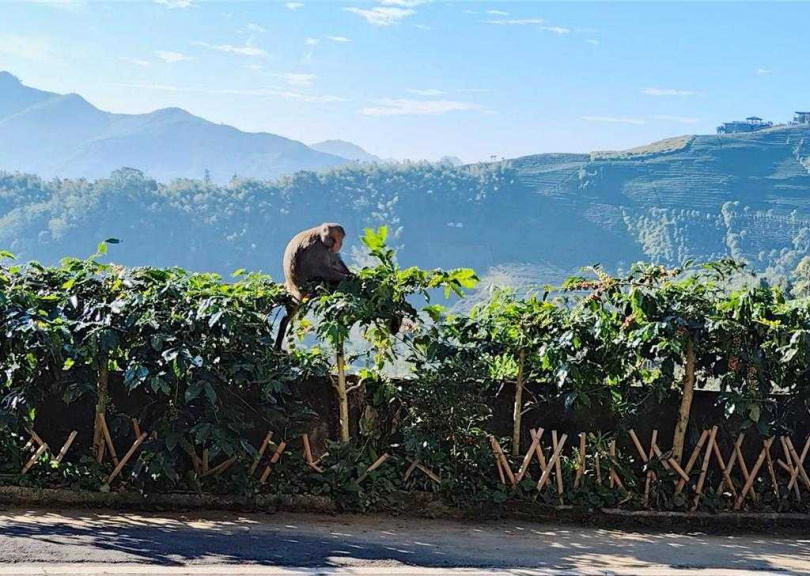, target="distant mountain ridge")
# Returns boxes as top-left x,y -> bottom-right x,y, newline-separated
310,139 -> 381,163
0,72 -> 353,183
